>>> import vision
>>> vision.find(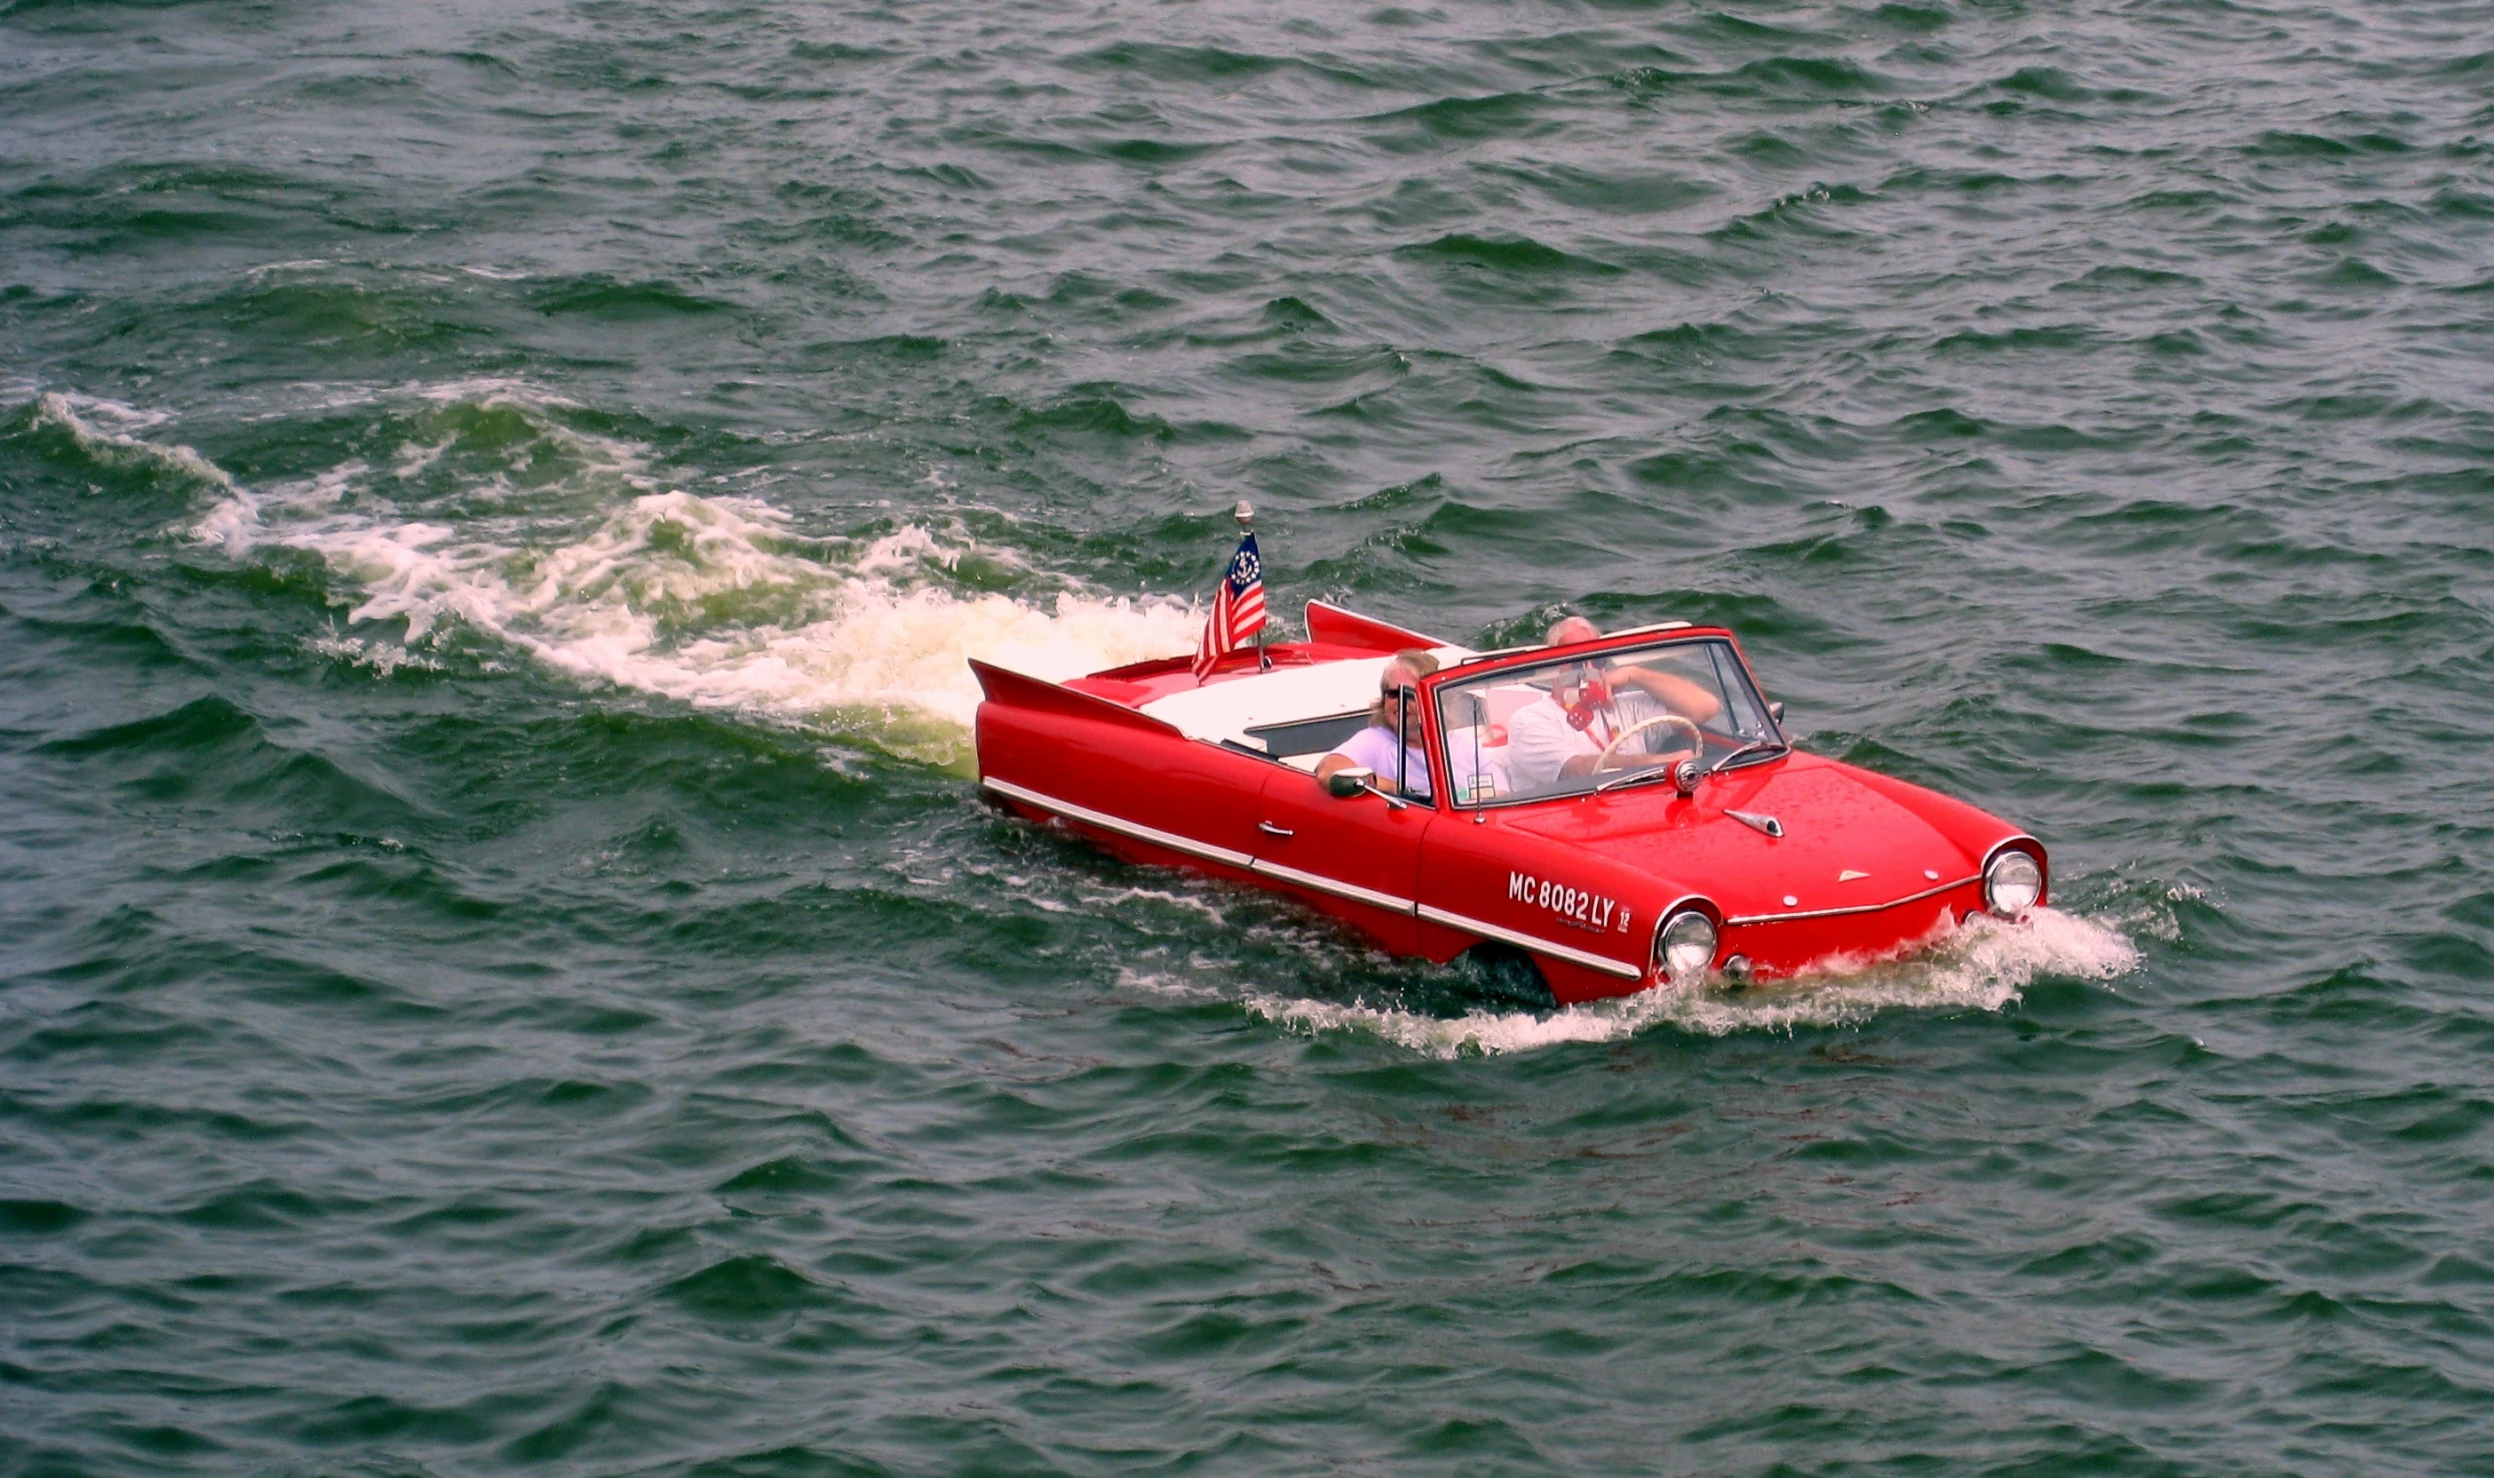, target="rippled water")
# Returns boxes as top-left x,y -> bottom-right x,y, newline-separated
5,1 -> 2492,1472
